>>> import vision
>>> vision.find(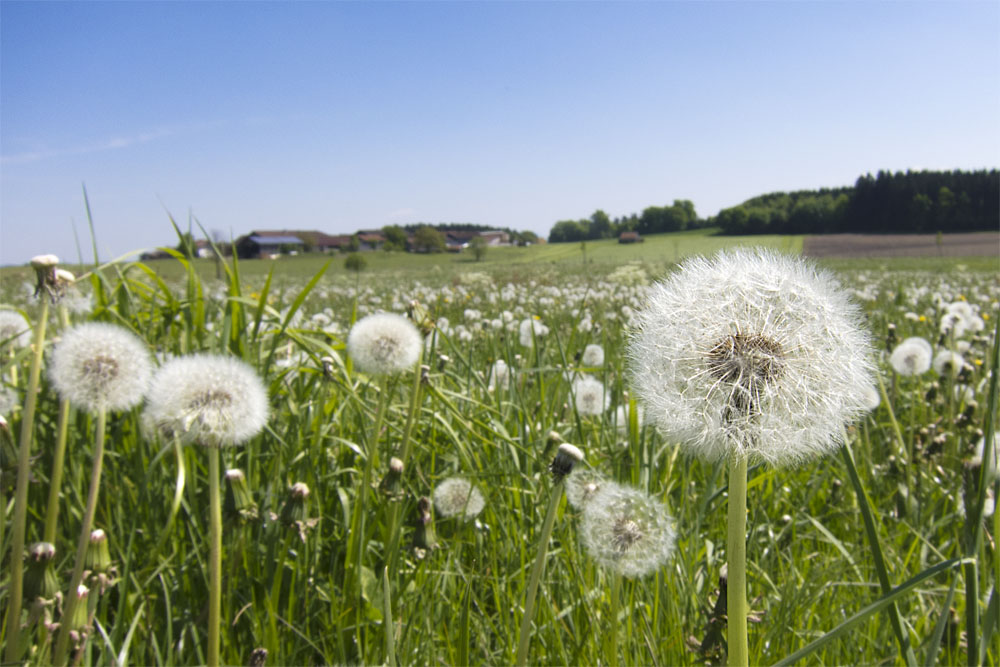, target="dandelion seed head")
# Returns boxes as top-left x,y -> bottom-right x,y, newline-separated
48,322 -> 152,413
932,350 -> 965,376
144,354 -> 268,447
581,343 -> 605,367
628,248 -> 876,466
565,469 -> 606,510
0,309 -> 30,348
432,477 -> 484,520
347,312 -> 422,375
889,337 -> 933,376
573,376 -> 608,416
579,481 -> 675,578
